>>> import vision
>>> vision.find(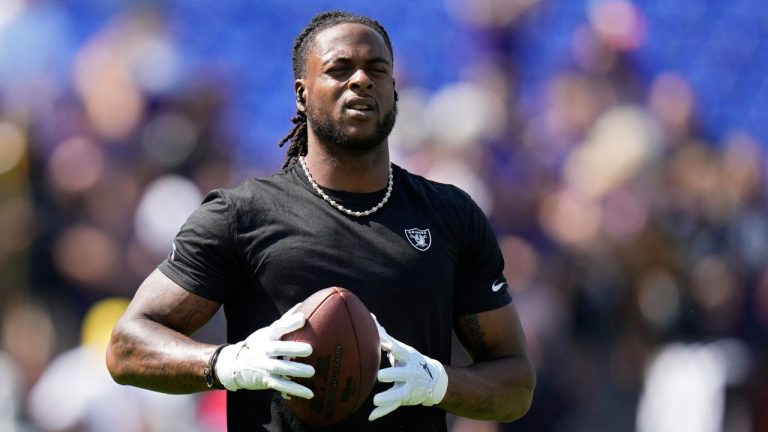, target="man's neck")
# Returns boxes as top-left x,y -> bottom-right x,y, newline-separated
302,144 -> 390,193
